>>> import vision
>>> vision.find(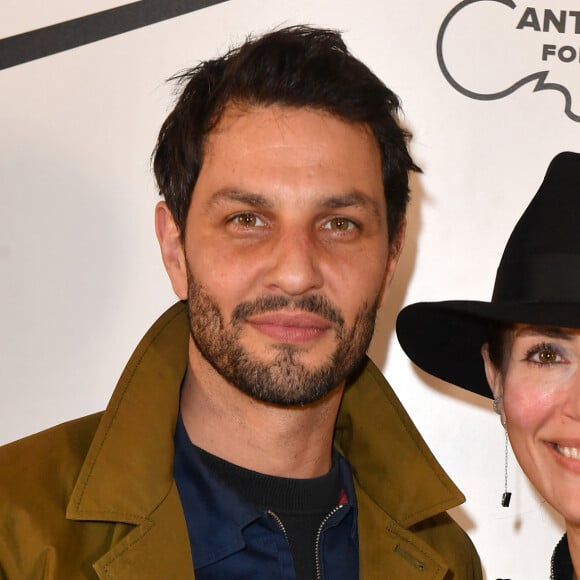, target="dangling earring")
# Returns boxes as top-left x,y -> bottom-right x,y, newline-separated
493,397 -> 511,507
501,429 -> 512,507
